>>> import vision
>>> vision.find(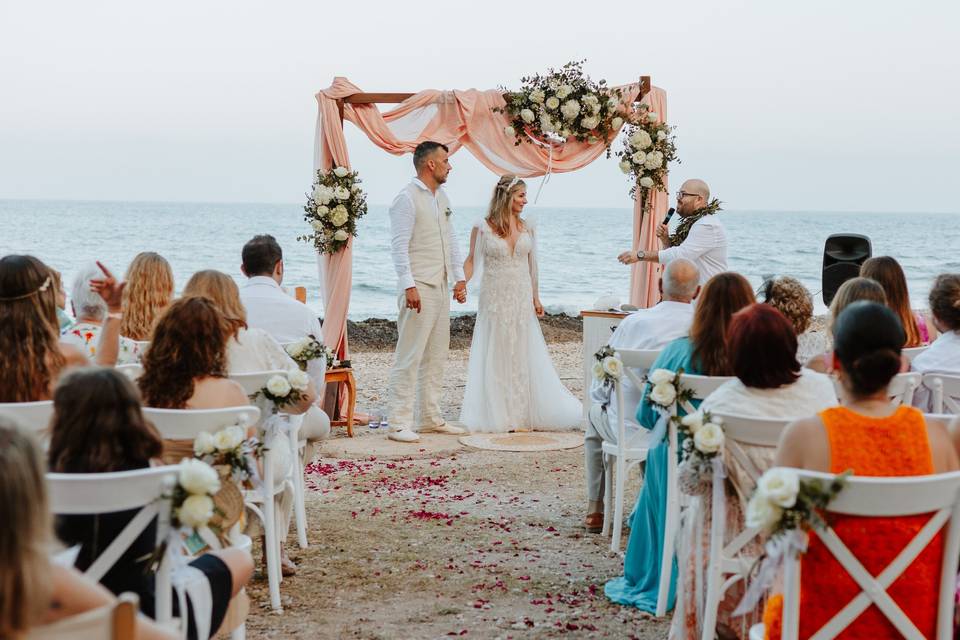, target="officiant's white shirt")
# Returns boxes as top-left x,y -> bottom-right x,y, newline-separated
589,300 -> 695,430
658,216 -> 728,284
240,276 -> 324,344
389,178 -> 466,291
